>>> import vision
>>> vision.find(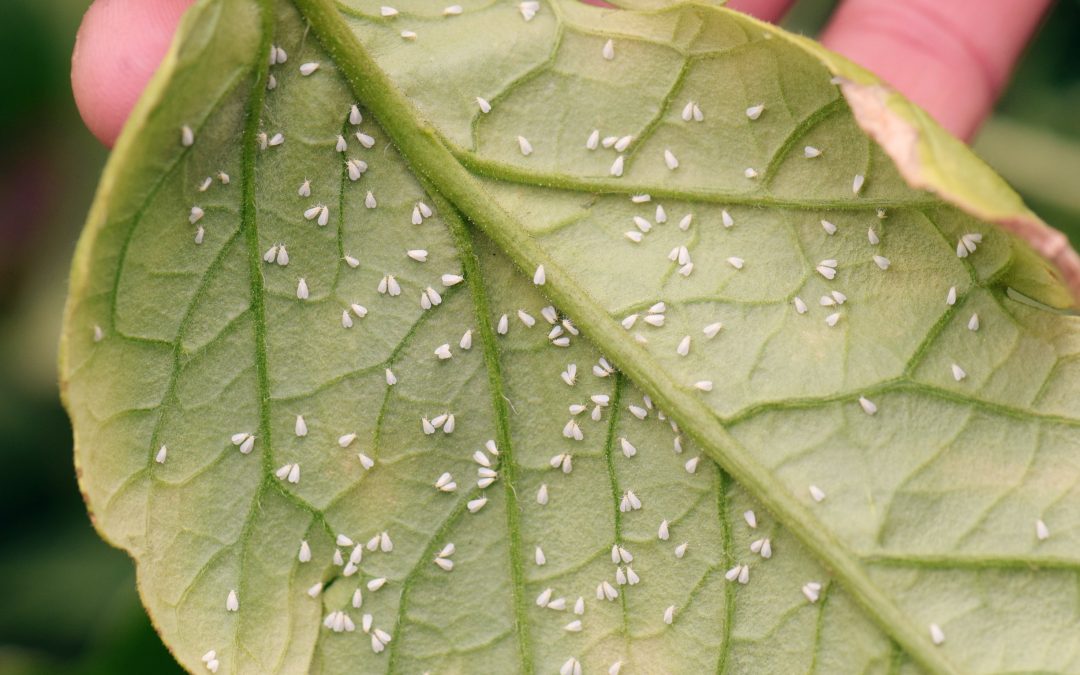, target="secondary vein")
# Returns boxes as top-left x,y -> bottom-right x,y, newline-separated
443,196 -> 536,674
